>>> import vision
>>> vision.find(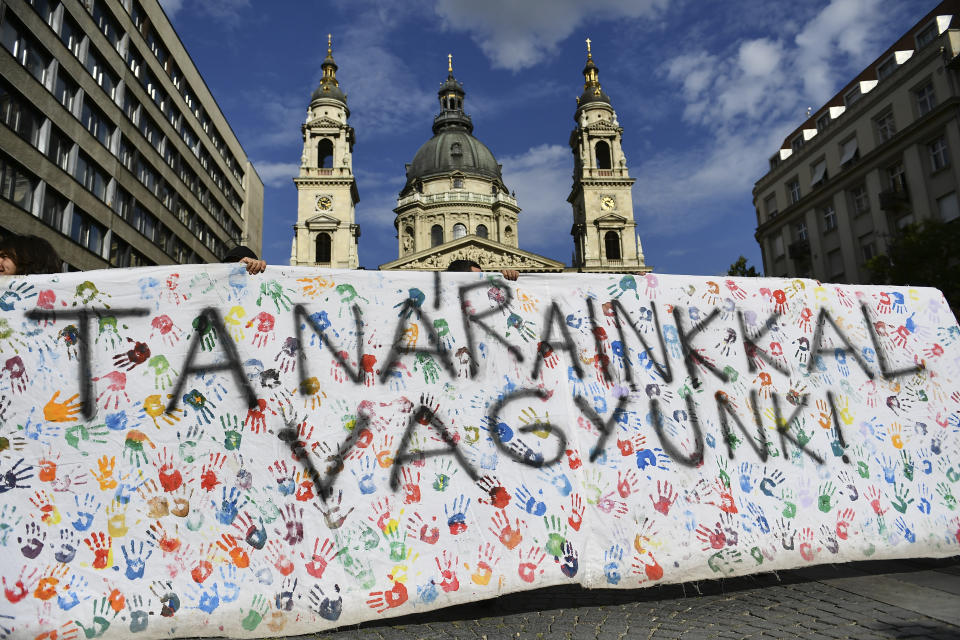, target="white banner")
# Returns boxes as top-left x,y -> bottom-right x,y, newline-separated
0,265 -> 958,639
